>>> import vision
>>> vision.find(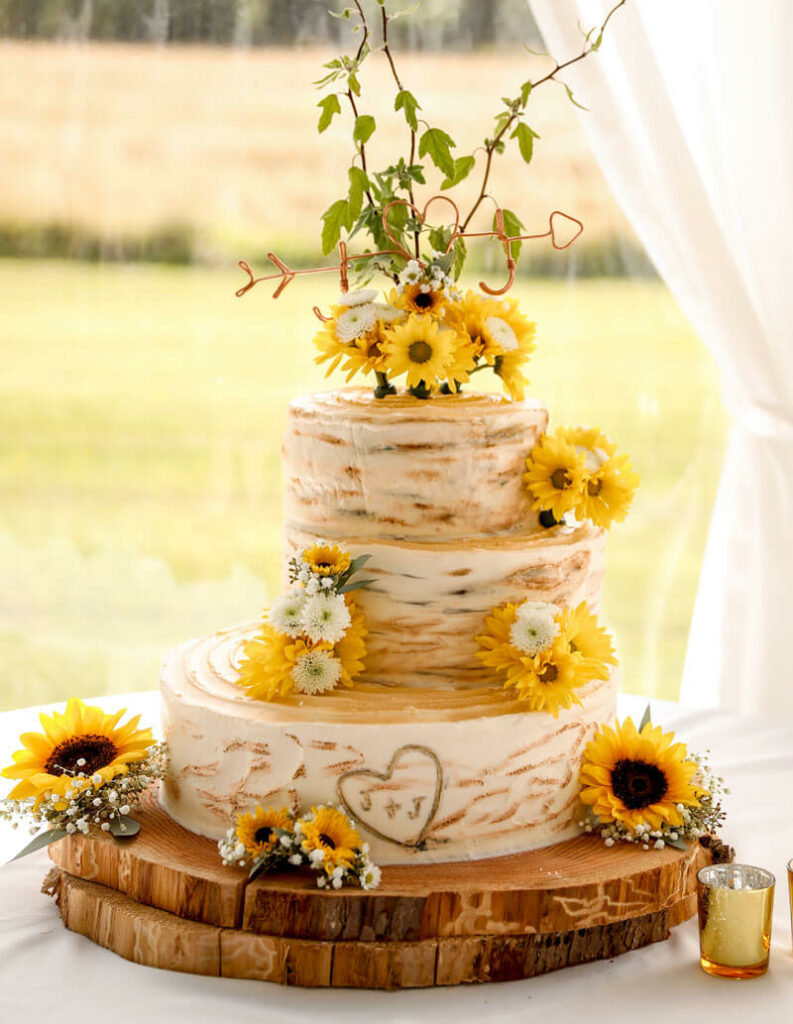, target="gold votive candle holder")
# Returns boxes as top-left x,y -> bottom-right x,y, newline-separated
697,864 -> 775,978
